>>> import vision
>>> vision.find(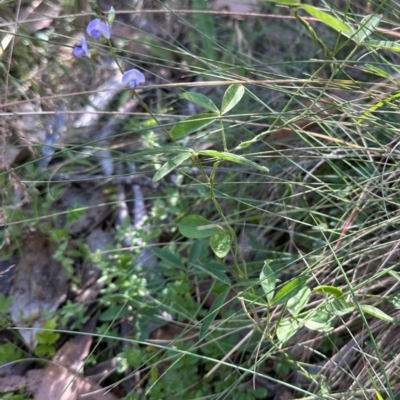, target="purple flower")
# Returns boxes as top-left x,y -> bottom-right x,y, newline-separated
73,37 -> 90,58
122,69 -> 145,89
86,18 -> 110,40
